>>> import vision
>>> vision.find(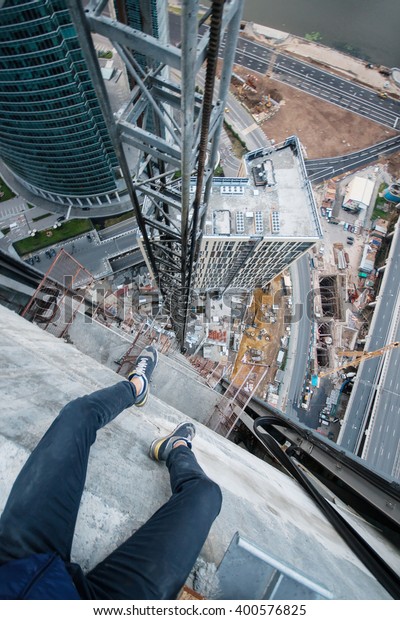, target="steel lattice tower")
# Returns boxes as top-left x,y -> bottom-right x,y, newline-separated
67,0 -> 244,347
